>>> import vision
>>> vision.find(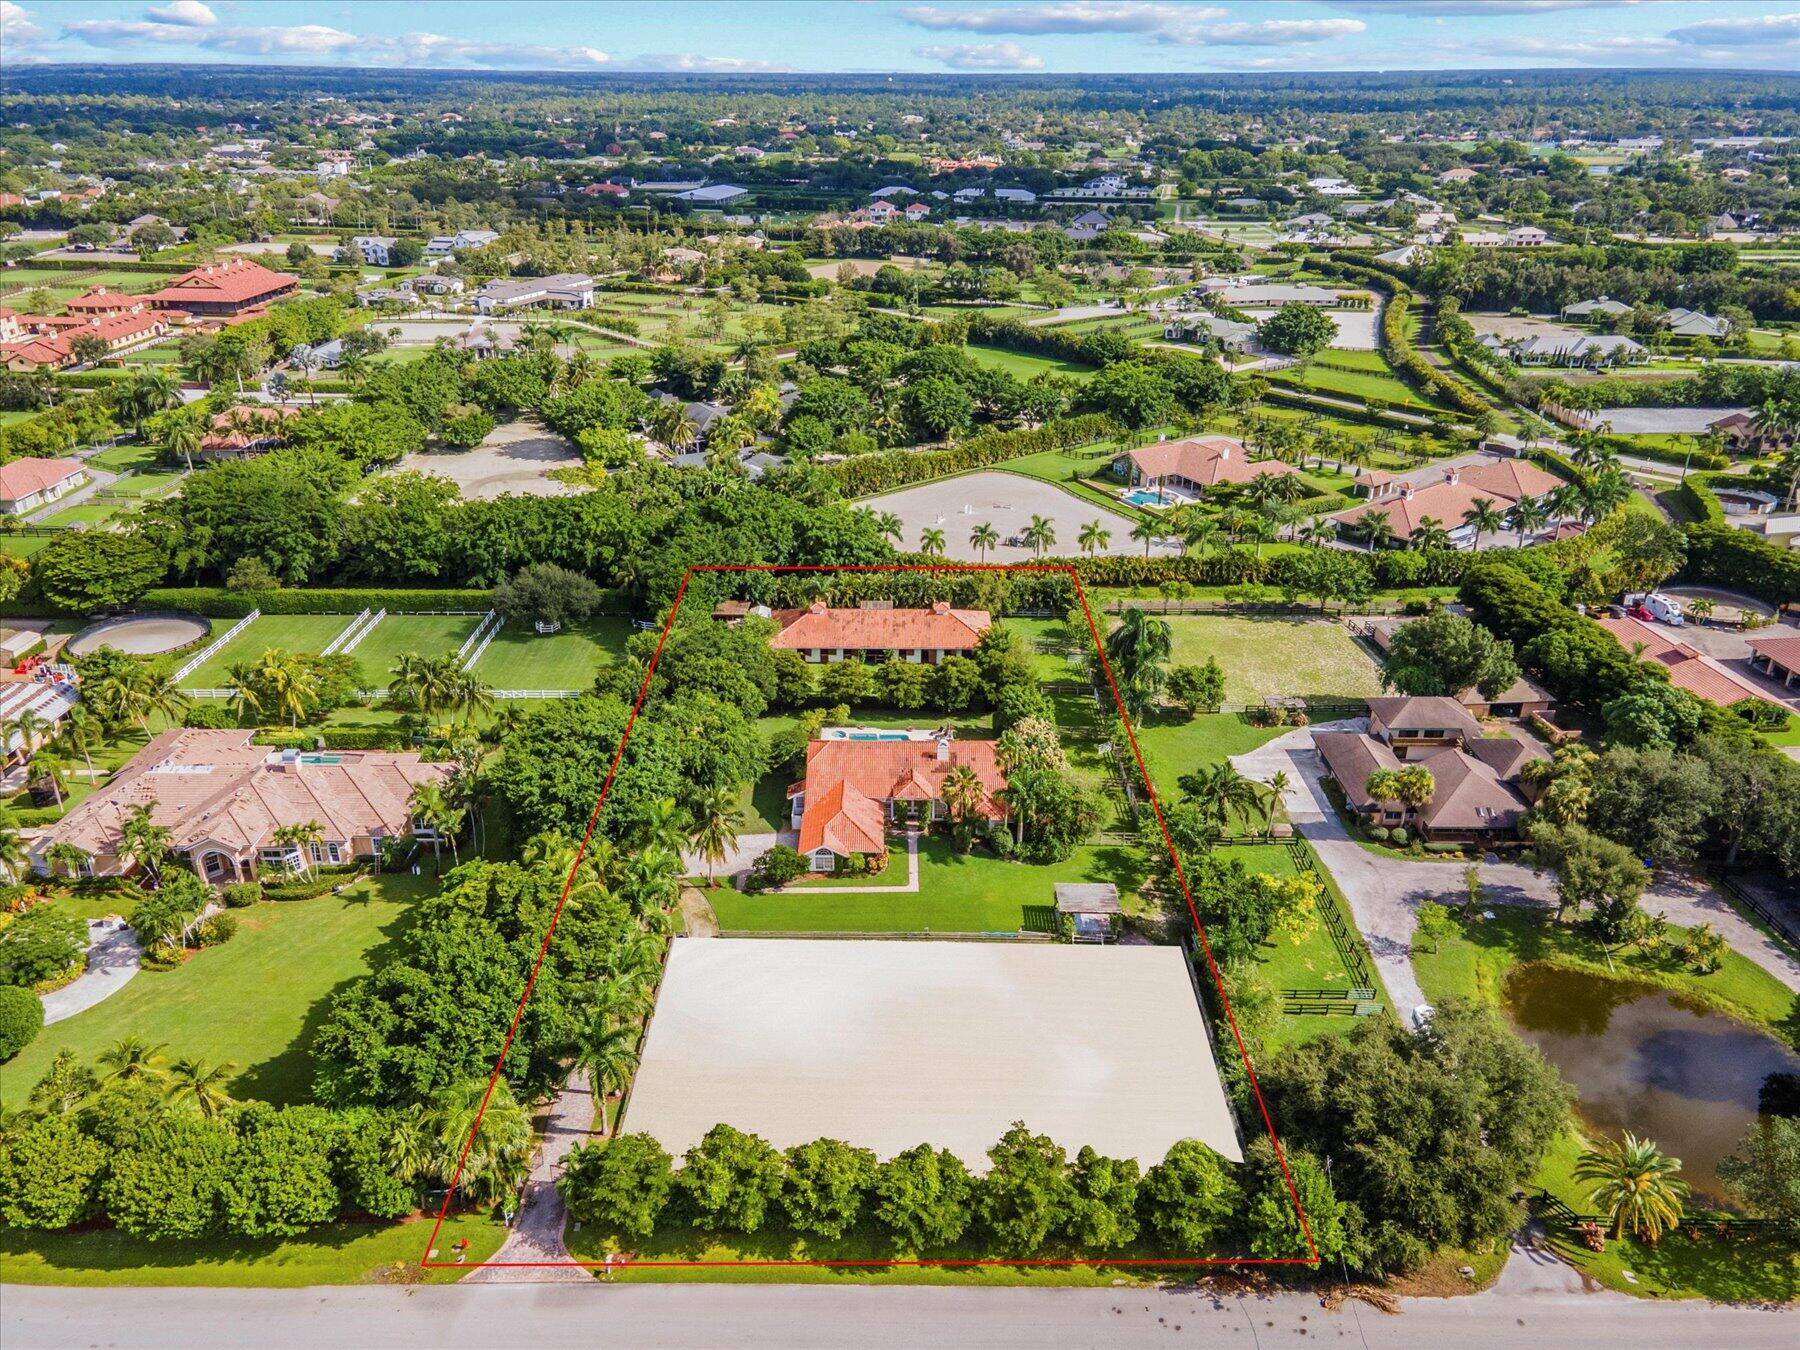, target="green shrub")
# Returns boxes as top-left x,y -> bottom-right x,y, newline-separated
0,983 -> 44,1060
1366,825 -> 1390,843
745,845 -> 808,893
196,914 -> 238,947
182,702 -> 242,730
140,941 -> 183,971
222,882 -> 263,909
1389,826 -> 1410,847
1423,841 -> 1464,855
